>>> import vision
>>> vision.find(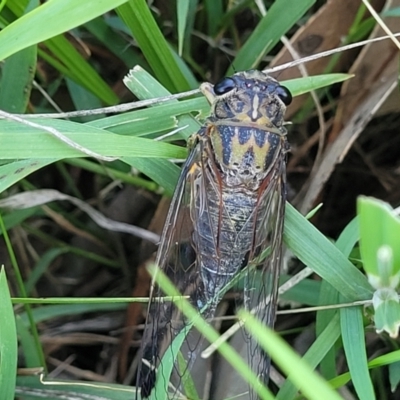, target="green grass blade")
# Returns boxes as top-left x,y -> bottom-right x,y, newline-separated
0,120 -> 187,159
0,159 -> 58,194
177,0 -> 190,56
85,17 -> 147,69
66,78 -> 102,121
239,310 -> 343,400
317,216 -> 360,378
151,326 -> 191,399
123,66 -> 203,138
88,97 -> 207,137
0,0 -> 129,61
18,303 -> 127,325
204,0 -> 223,36
1,208 -> 38,232
3,0 -> 27,17
0,214 -> 46,369
65,158 -> 161,193
16,376 -> 136,399
340,306 -> 375,400
316,284 -> 340,380
177,351 -> 201,400
117,0 -> 193,92
276,313 -> 342,400
335,216 -> 360,256
229,0 -> 316,73
15,315 -> 41,367
121,66 -> 202,192
284,74 -> 353,96
329,350 -> 400,389
284,203 -> 371,301
279,274 -> 321,306
0,46 -> 36,112
335,215 -> 373,400
0,267 -> 18,398
41,35 -> 119,105
122,157 -> 180,196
